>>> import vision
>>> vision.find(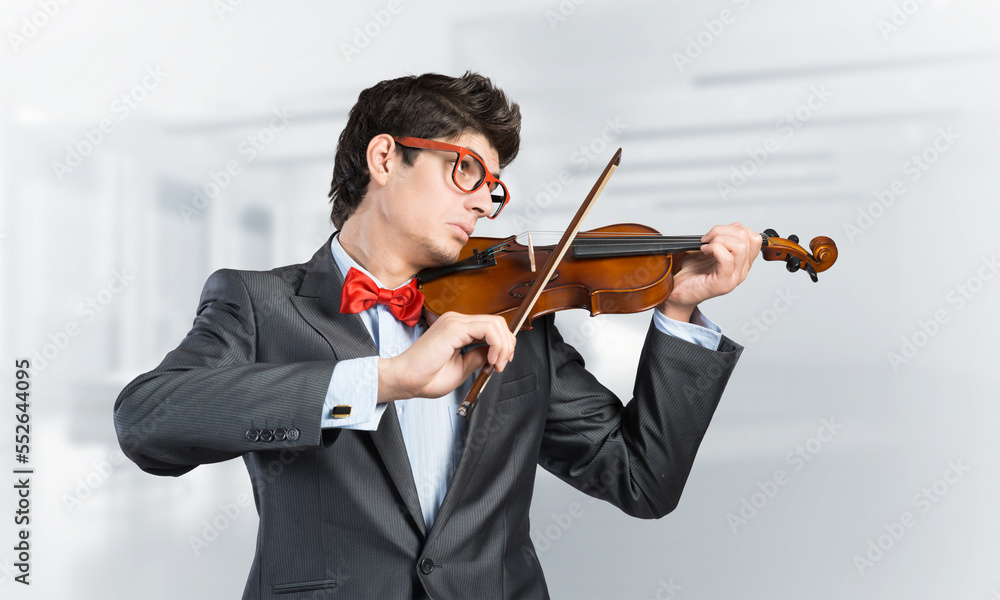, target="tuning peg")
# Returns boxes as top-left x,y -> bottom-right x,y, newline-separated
763,228 -> 779,238
788,234 -> 799,244
806,263 -> 818,283
785,255 -> 801,273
